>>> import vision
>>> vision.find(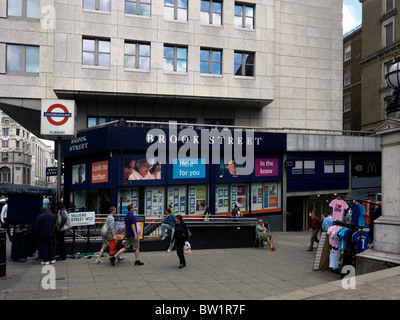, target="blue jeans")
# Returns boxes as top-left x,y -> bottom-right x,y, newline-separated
161,223 -> 175,250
